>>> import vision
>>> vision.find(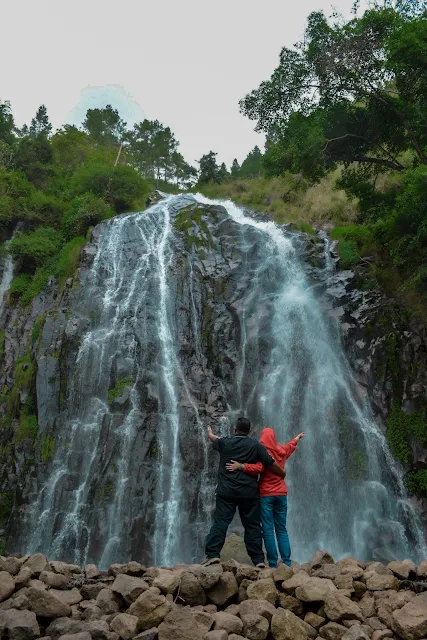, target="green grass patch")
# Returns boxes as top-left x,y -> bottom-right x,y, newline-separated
0,329 -> 5,361
31,315 -> 46,345
39,432 -> 55,463
16,410 -> 38,443
108,376 -> 134,405
386,402 -> 427,463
